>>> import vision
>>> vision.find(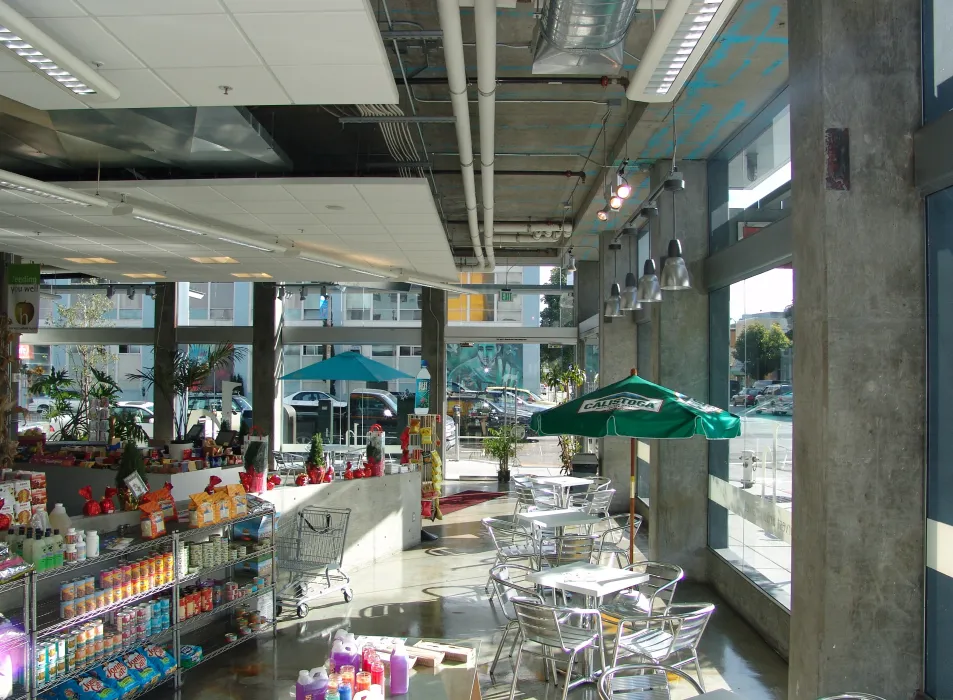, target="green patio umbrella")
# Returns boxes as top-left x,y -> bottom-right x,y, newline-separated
279,351 -> 414,382
530,370 -> 740,561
